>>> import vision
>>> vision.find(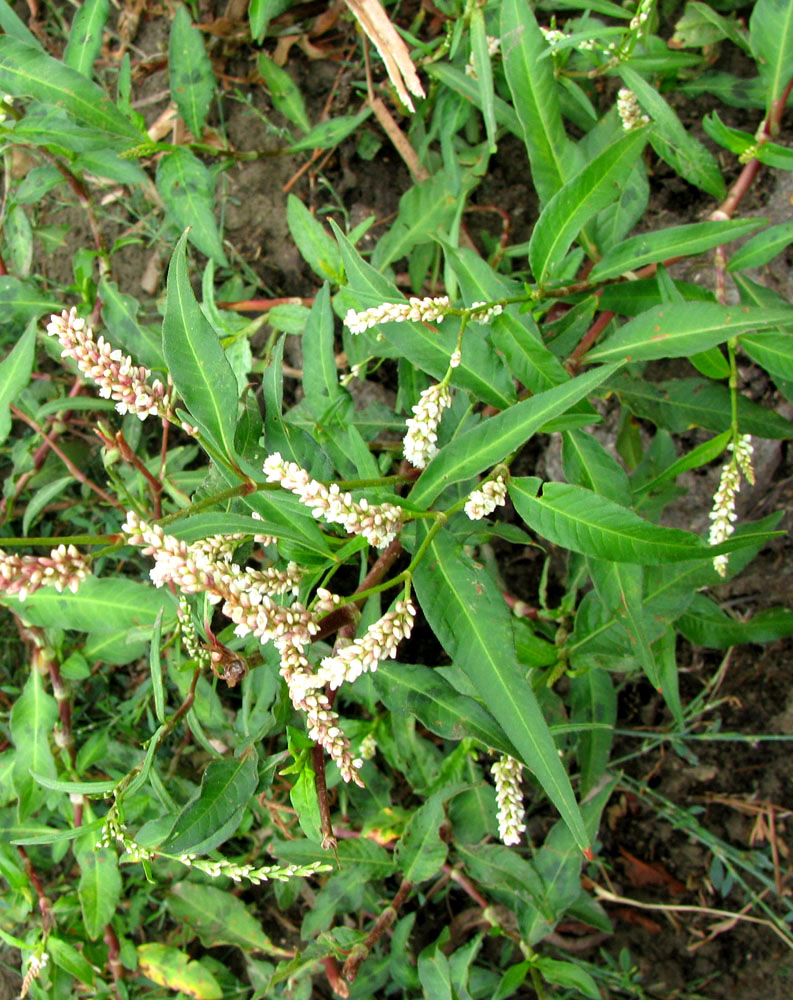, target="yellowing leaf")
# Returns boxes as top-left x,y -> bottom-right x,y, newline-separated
138,943 -> 222,1000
